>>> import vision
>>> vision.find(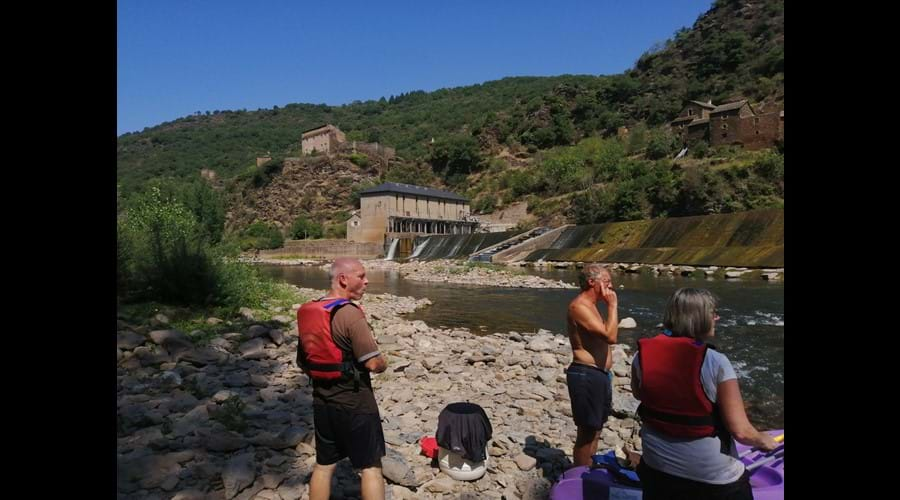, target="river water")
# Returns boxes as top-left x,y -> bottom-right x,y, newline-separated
258,264 -> 784,429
